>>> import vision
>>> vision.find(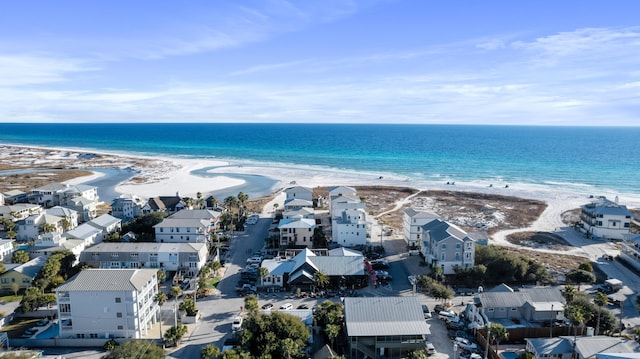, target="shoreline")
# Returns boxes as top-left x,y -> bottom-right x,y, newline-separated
2,143 -> 639,227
